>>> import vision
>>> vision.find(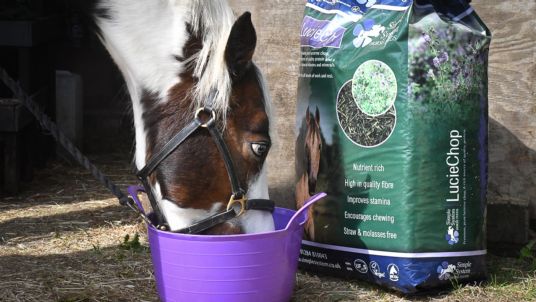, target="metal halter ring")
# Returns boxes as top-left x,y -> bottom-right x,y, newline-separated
227,194 -> 248,217
195,107 -> 216,128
